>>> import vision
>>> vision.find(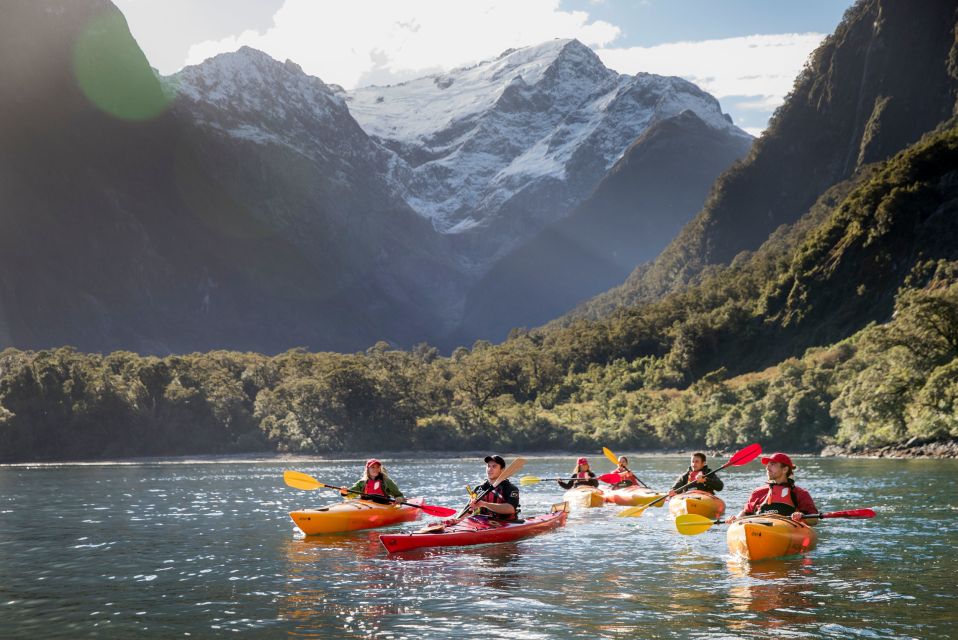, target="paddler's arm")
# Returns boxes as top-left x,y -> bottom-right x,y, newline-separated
726,489 -> 763,523
384,477 -> 405,502
792,488 -> 818,525
341,480 -> 365,496
470,500 -> 515,517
